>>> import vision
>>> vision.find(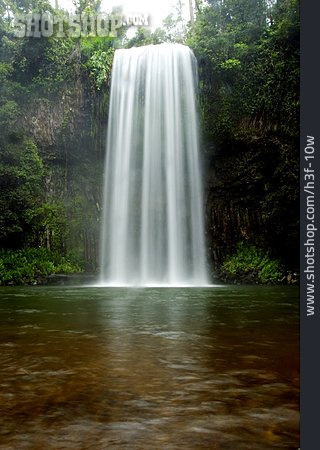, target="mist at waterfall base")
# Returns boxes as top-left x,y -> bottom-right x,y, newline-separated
99,44 -> 209,287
